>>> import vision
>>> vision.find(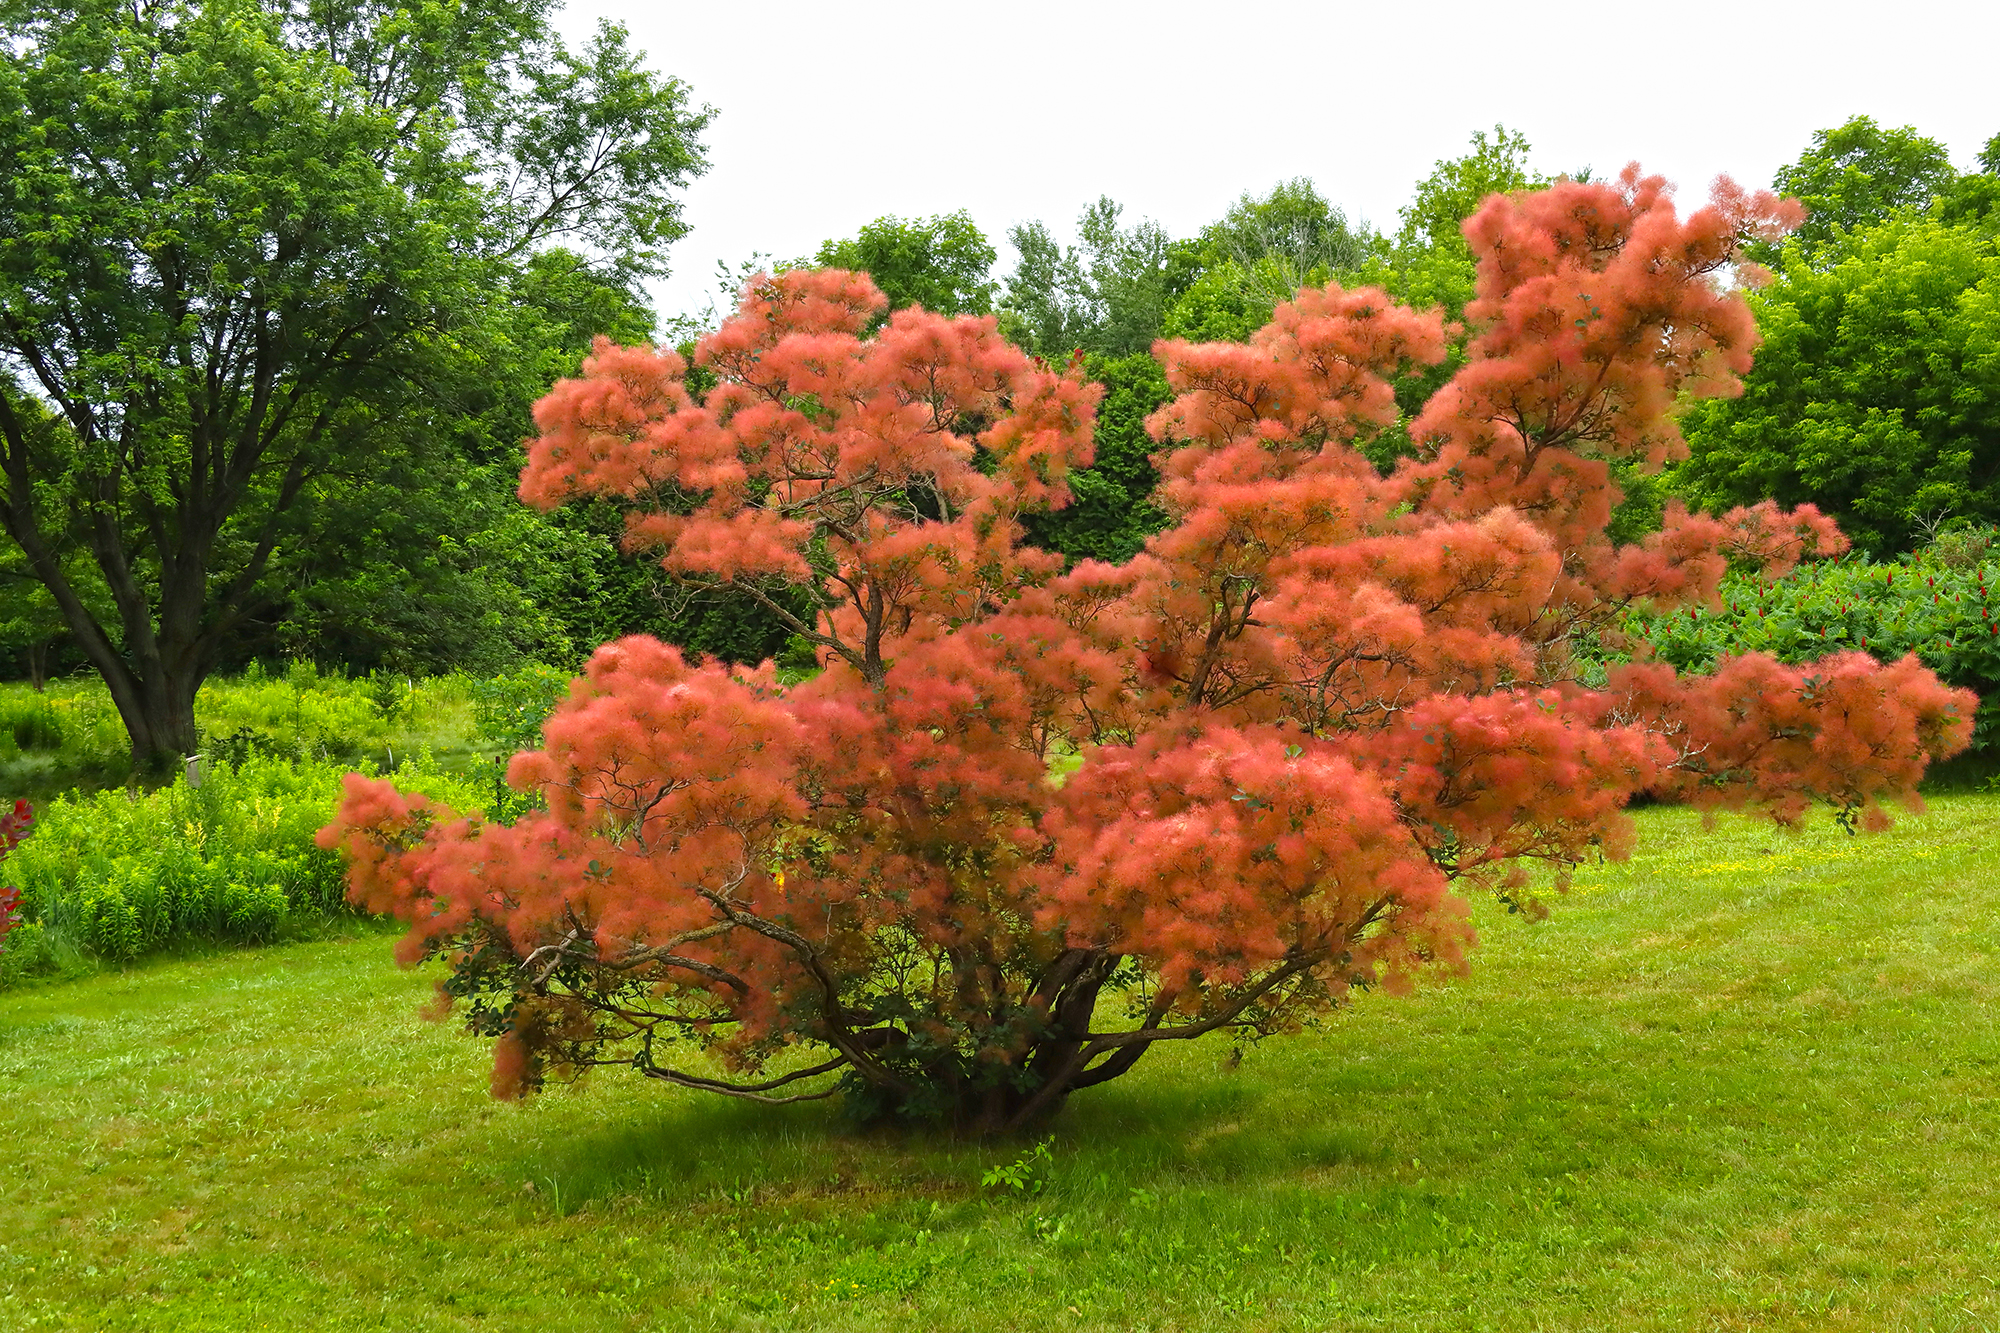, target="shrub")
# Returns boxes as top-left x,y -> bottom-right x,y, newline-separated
329,174 -> 1971,1137
9,755 -> 484,964
1624,535 -> 2000,748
